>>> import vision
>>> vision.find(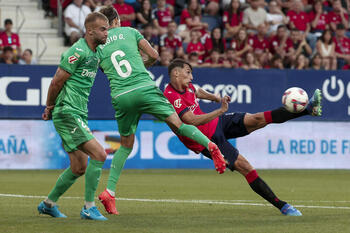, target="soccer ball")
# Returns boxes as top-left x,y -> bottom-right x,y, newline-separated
282,87 -> 309,113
